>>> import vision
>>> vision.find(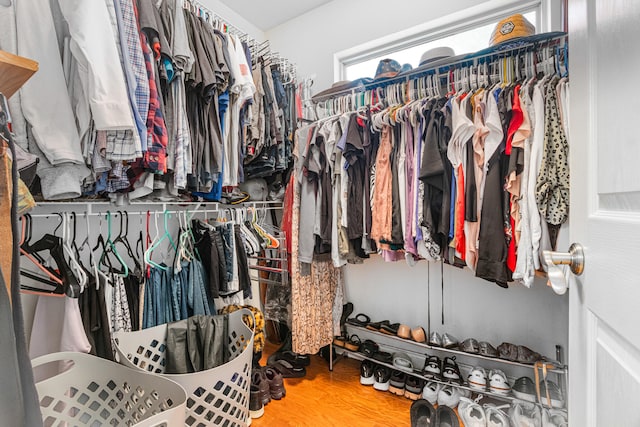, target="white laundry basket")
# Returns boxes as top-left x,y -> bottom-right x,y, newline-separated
33,351 -> 187,427
113,309 -> 254,427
